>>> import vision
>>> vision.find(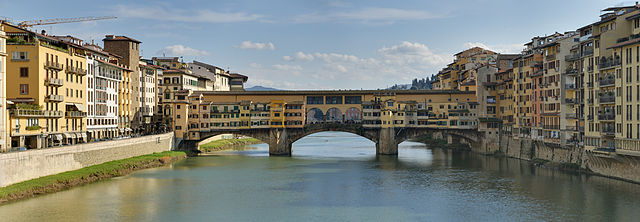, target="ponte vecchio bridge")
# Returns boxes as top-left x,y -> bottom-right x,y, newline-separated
169,89 -> 483,155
